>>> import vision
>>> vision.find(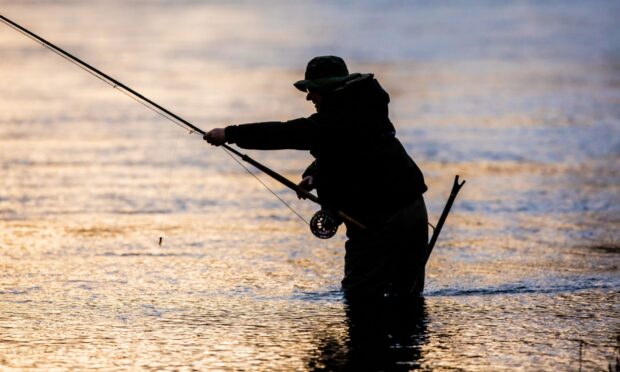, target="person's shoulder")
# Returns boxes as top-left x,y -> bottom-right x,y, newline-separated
334,73 -> 390,105
332,73 -> 375,93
